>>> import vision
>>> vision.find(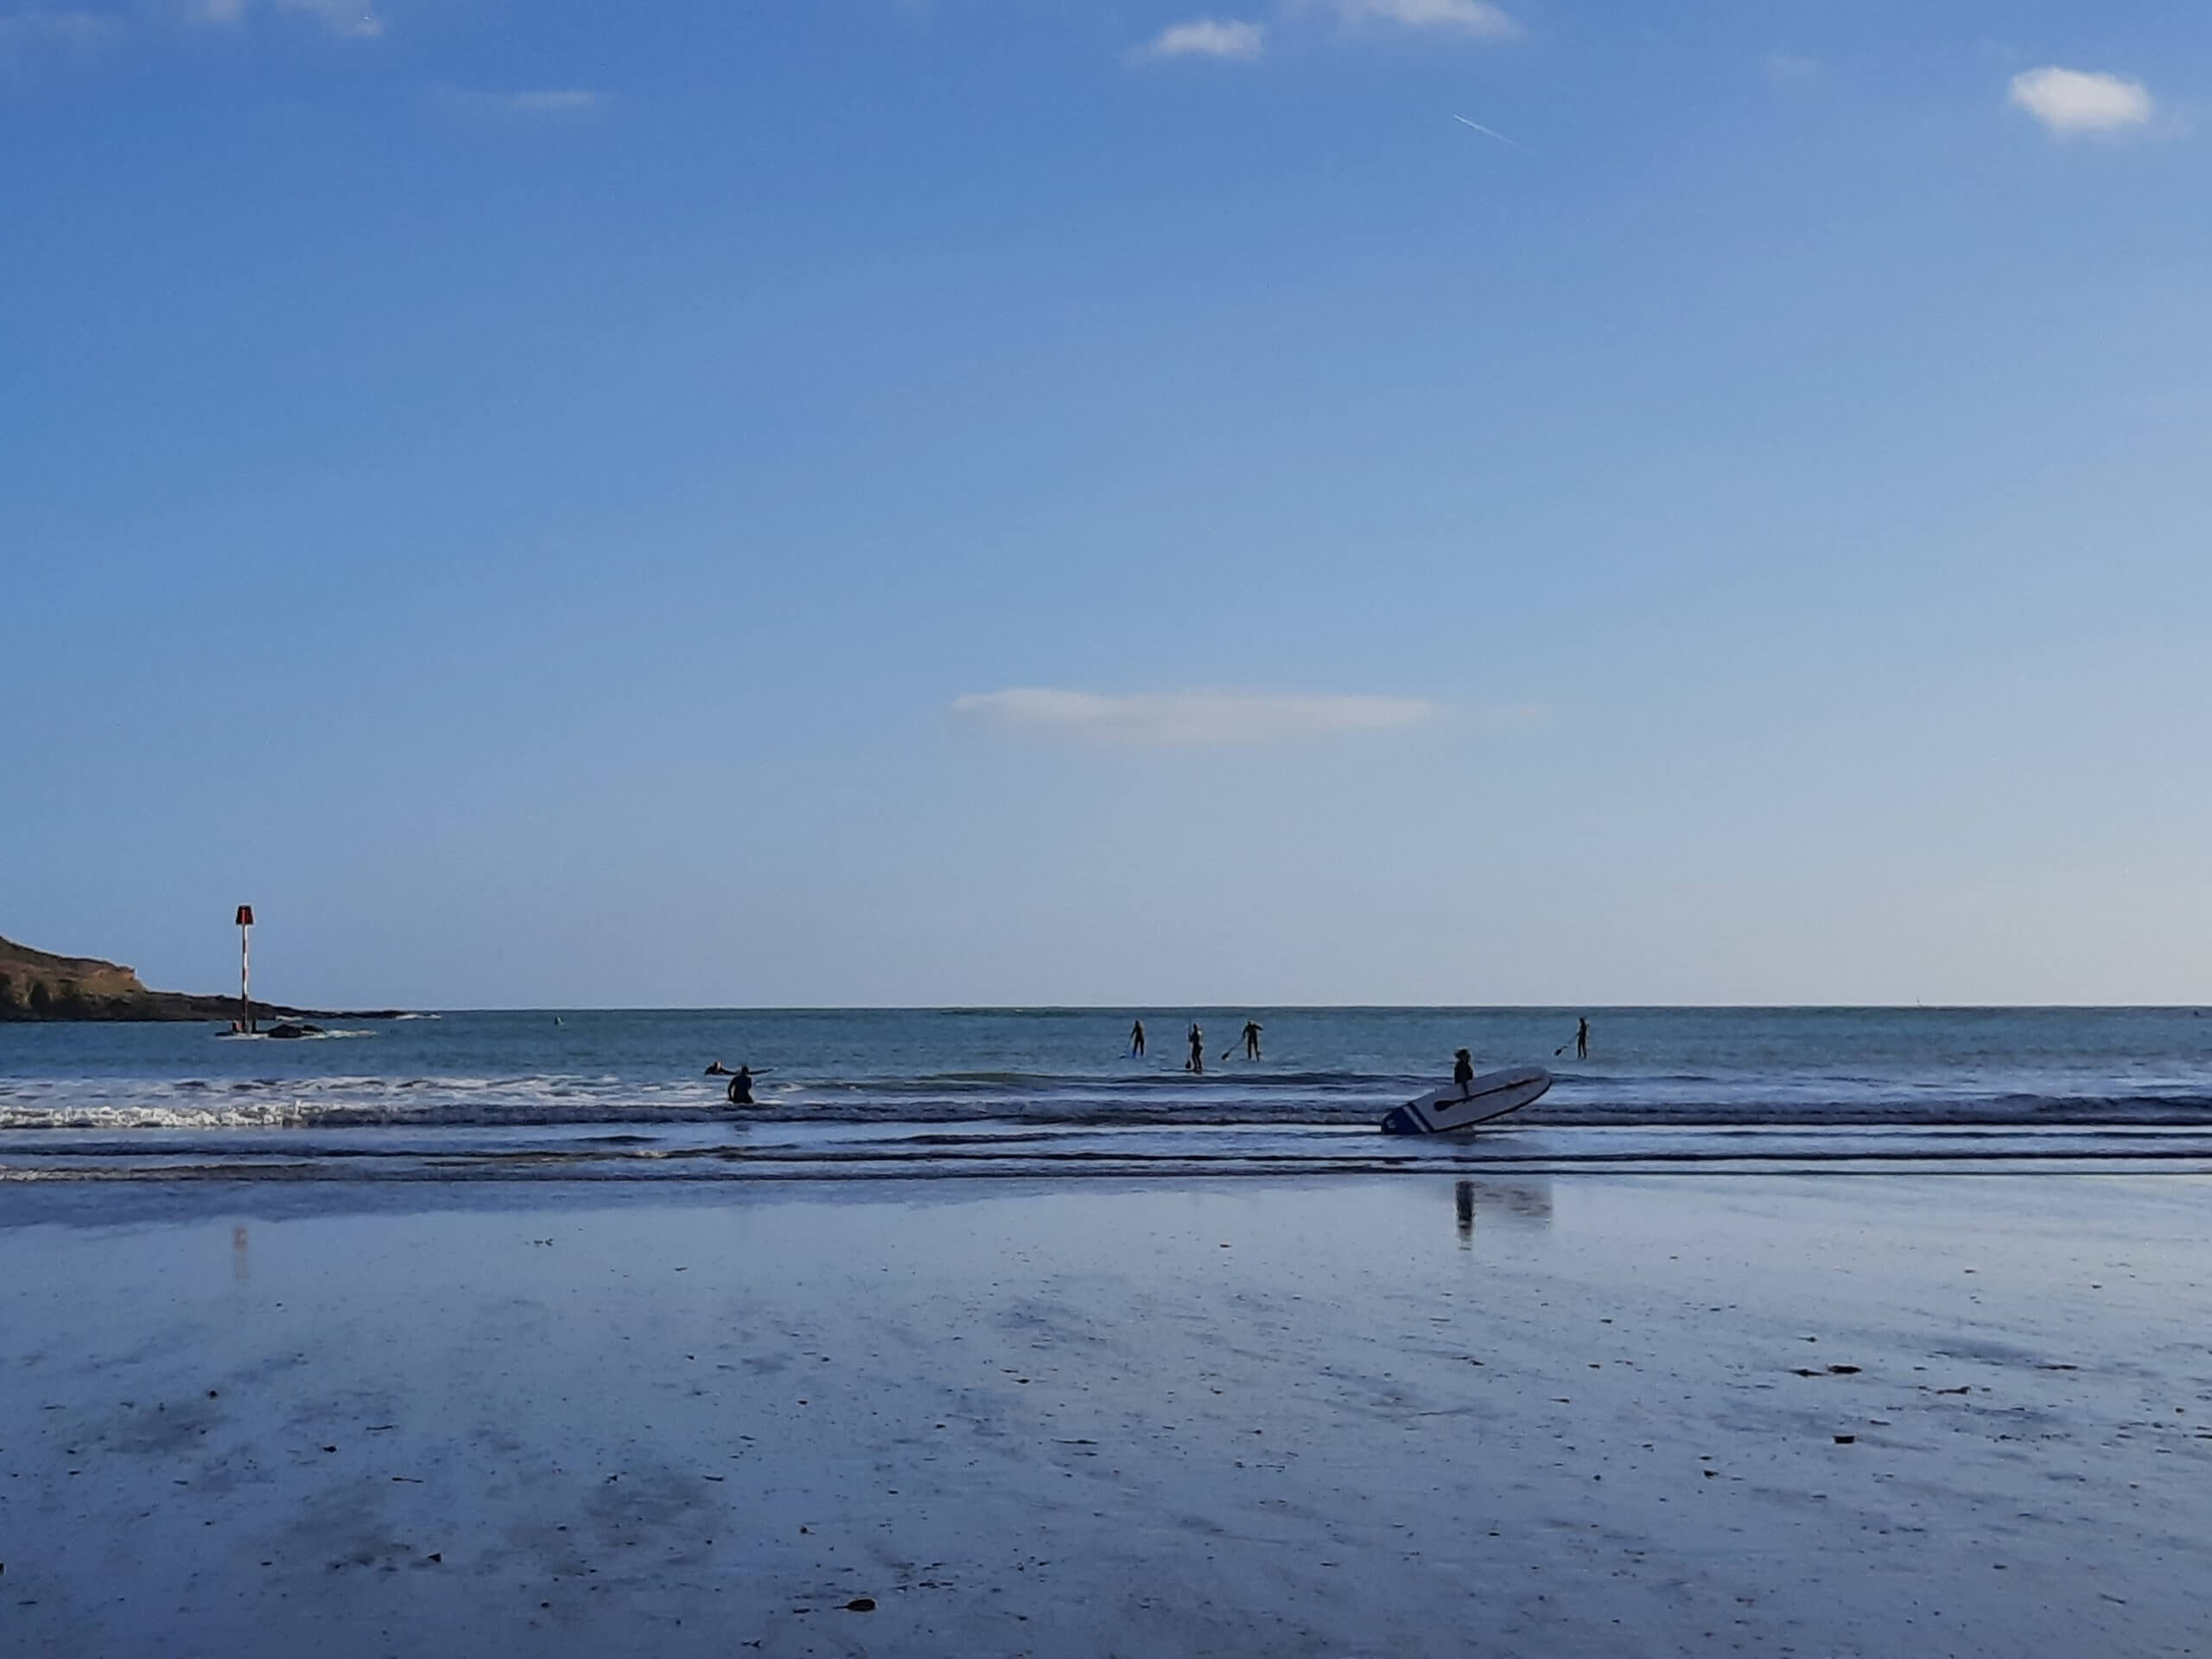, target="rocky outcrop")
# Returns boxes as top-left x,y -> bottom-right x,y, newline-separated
0,935 -> 393,1022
